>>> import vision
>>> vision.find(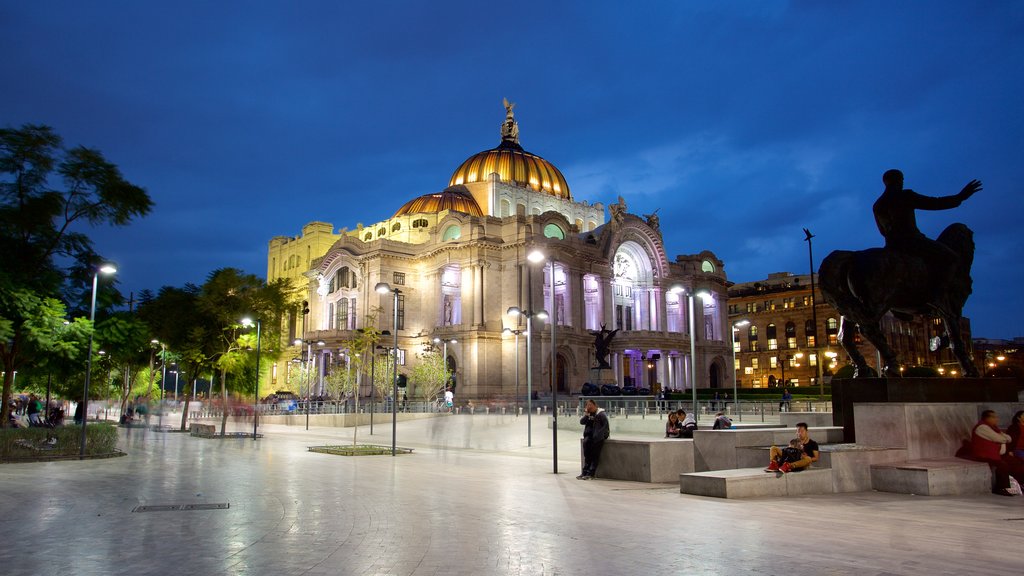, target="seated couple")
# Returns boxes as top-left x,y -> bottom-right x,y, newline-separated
765,422 -> 820,473
960,409 -> 1024,496
666,410 -> 697,438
